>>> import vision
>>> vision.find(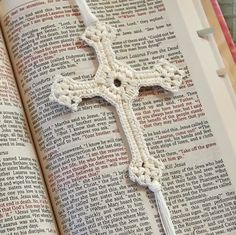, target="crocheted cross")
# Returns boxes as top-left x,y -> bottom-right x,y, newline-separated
50,21 -> 183,193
